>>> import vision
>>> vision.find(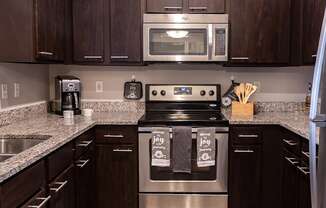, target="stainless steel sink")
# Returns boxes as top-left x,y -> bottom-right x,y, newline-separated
0,136 -> 50,162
